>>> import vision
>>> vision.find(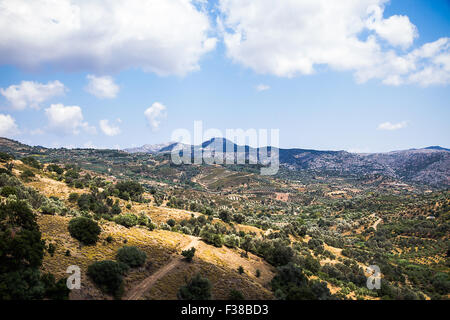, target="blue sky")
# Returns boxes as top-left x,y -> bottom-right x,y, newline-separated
0,0 -> 449,152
